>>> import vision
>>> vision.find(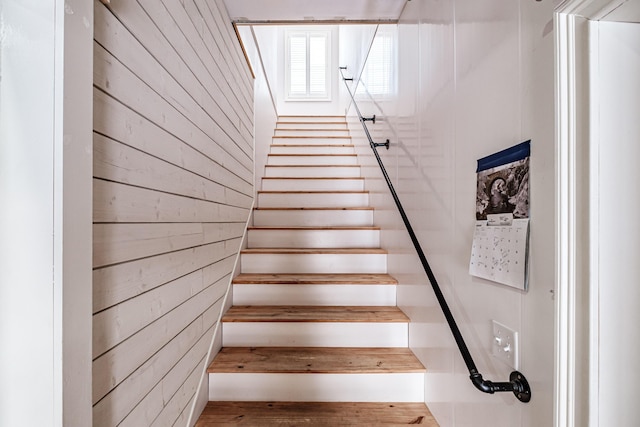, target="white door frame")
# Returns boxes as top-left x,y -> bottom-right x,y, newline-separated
554,1 -> 628,426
